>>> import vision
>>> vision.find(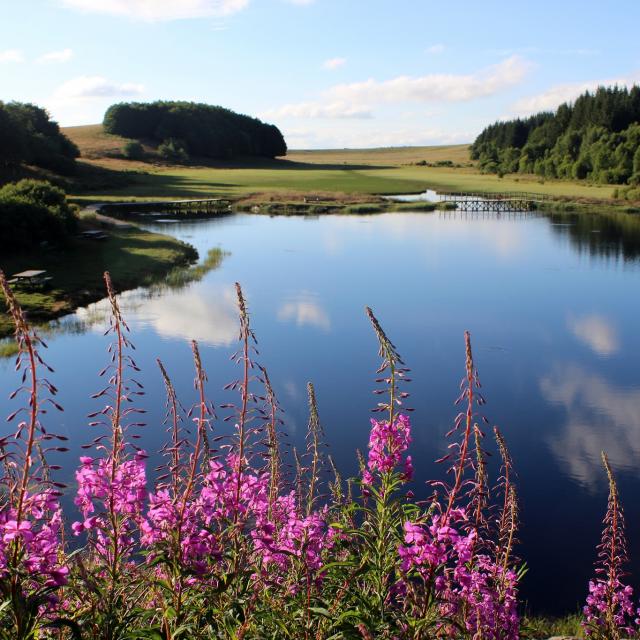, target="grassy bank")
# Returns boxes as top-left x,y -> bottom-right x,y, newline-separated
0,223 -> 197,339
232,197 -> 455,215
522,614 -> 584,639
